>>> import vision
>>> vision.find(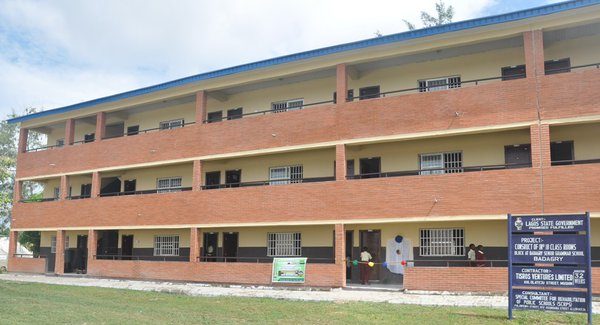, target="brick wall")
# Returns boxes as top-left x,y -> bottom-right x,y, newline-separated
87,260 -> 344,287
7,257 -> 47,274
